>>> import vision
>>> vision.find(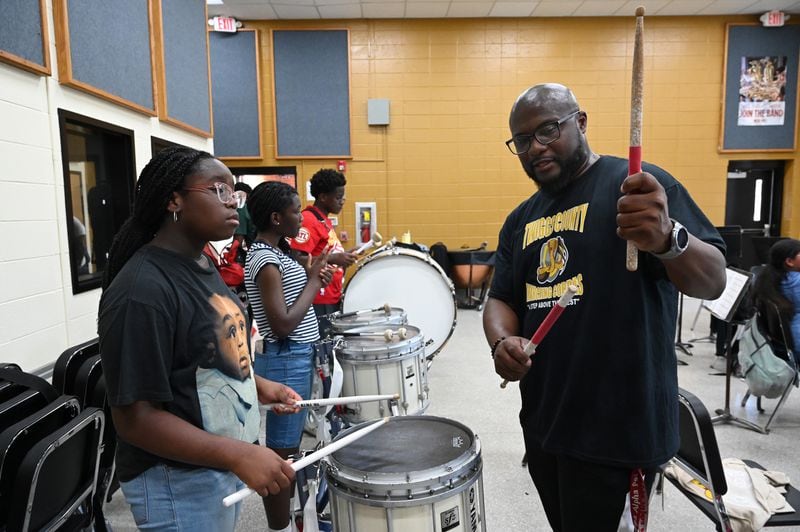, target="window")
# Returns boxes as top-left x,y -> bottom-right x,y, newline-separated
58,110 -> 136,293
